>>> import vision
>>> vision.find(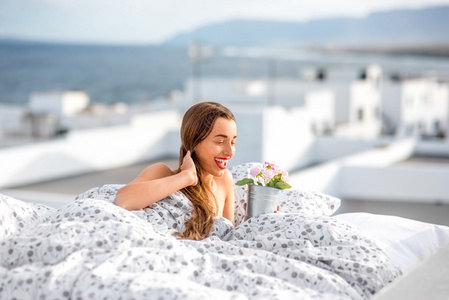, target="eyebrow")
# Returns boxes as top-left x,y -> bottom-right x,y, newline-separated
214,134 -> 237,139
